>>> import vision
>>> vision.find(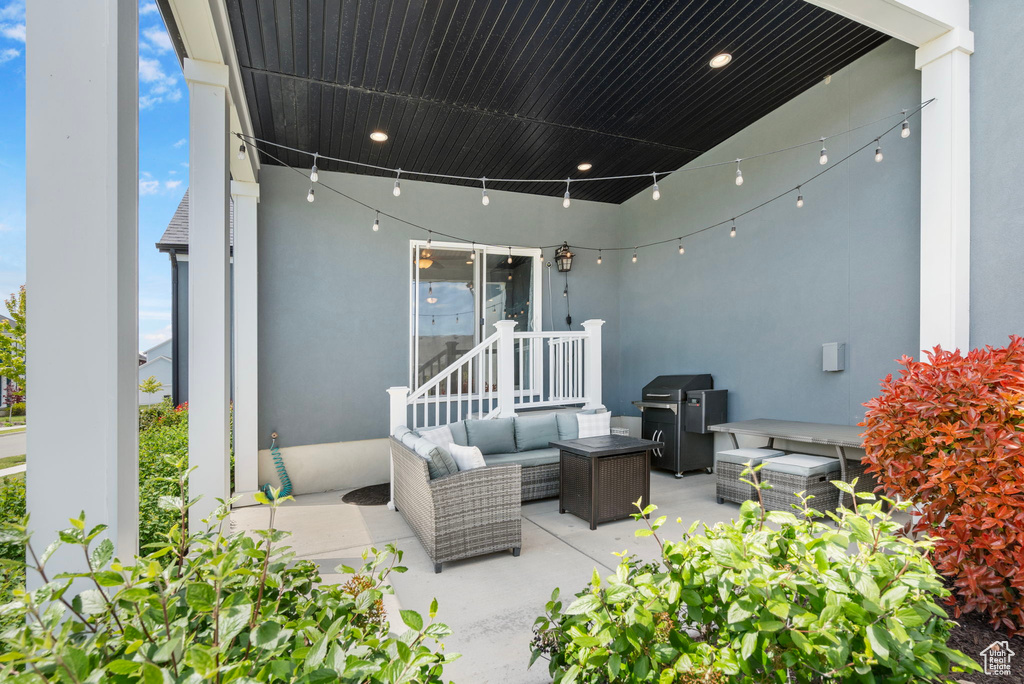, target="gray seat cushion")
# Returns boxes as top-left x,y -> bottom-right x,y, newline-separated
449,420 -> 468,446
514,413 -> 559,451
555,412 -> 579,440
761,453 -> 841,477
465,417 -> 516,455
484,448 -> 560,469
715,448 -> 785,466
